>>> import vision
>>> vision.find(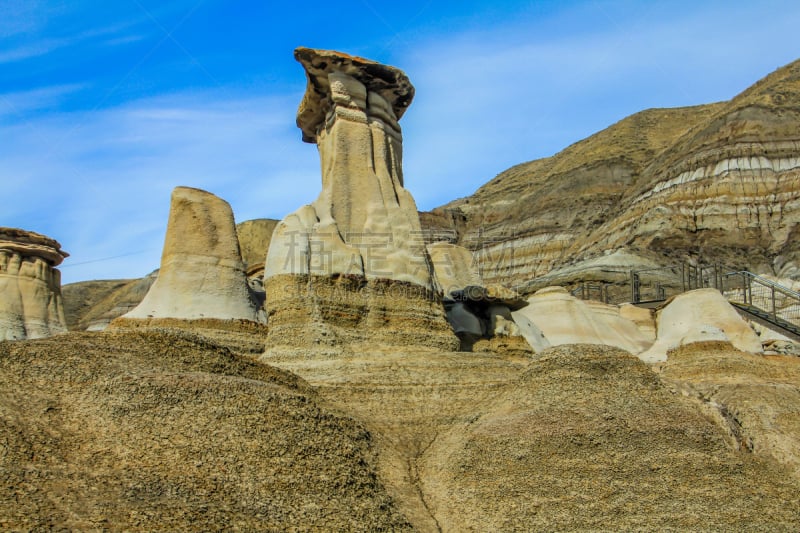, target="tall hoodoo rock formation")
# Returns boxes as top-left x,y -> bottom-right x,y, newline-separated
0,227 -> 68,340
120,187 -> 261,323
264,48 -> 457,354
